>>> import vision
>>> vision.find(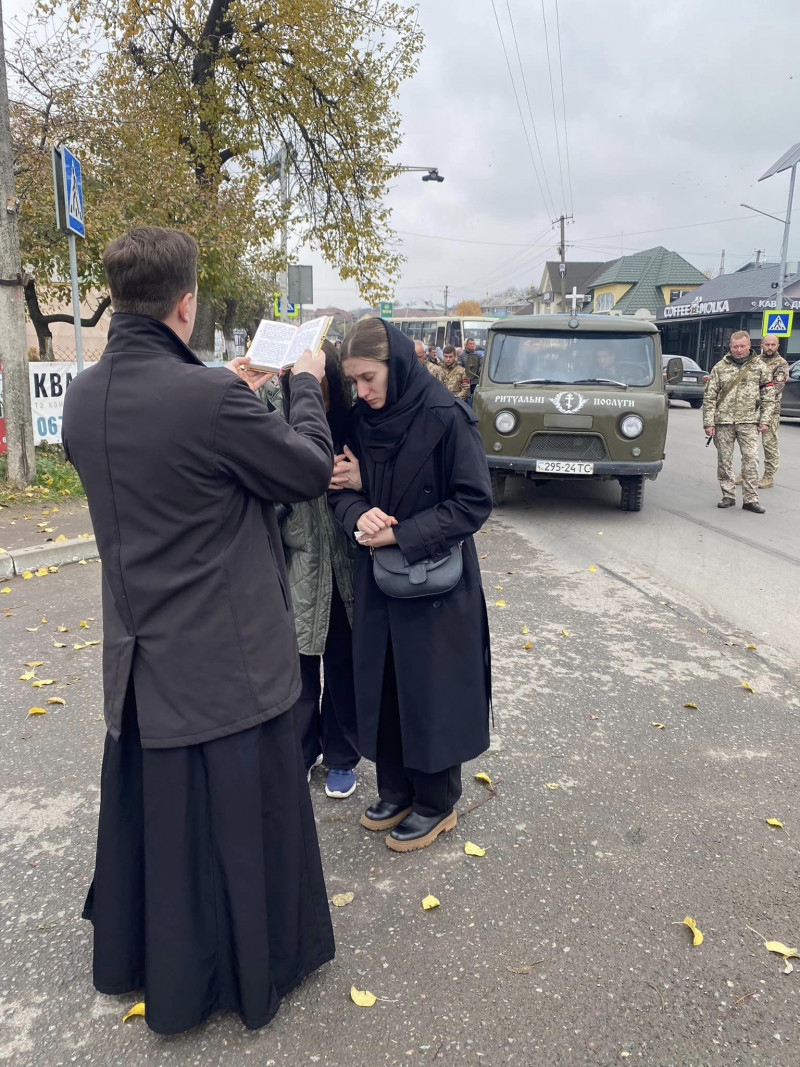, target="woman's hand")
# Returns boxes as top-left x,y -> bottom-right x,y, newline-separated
361,526 -> 397,548
329,445 -> 362,491
356,507 -> 397,537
